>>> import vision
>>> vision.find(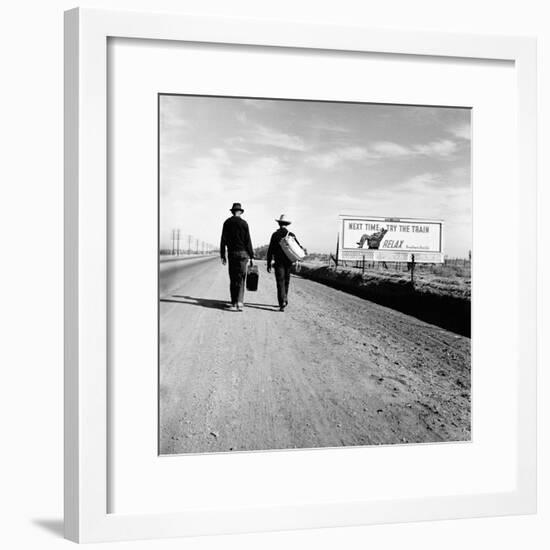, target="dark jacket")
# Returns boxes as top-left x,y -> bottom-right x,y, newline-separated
267,227 -> 302,266
220,216 -> 254,260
